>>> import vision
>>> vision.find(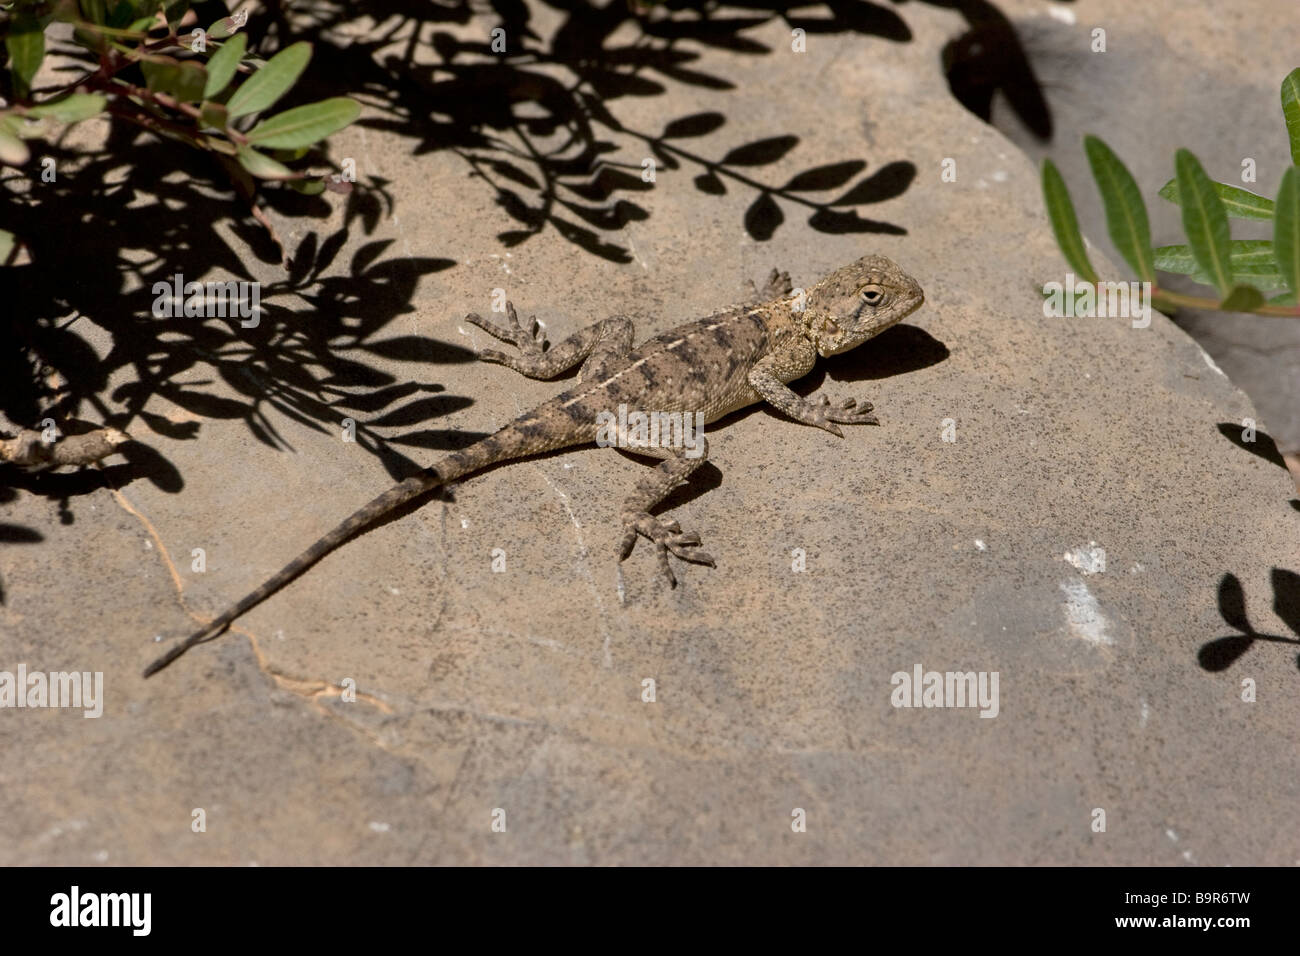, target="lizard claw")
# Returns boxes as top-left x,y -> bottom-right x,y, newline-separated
619,511 -> 716,587
811,393 -> 878,426
465,302 -> 548,355
764,267 -> 793,299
